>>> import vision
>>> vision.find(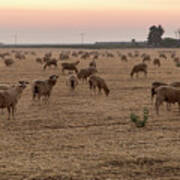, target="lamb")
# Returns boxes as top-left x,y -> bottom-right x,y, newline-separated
88,75 -> 110,96
77,67 -> 97,83
155,86 -> 180,115
130,63 -> 147,78
32,75 -> 59,103
61,61 -> 80,74
0,81 -> 28,119
43,59 -> 58,70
